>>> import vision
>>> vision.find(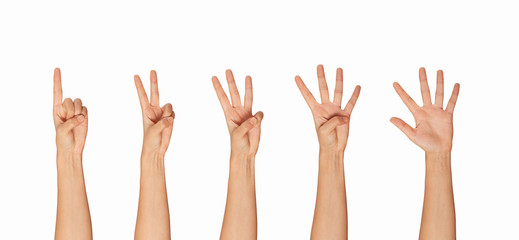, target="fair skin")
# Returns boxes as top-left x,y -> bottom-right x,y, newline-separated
295,64 -> 361,240
391,67 -> 460,240
134,70 -> 174,240
212,70 -> 264,240
53,68 -> 92,240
